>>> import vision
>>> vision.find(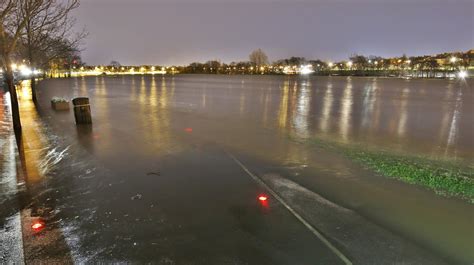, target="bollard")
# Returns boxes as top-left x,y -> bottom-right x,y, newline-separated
72,97 -> 92,124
